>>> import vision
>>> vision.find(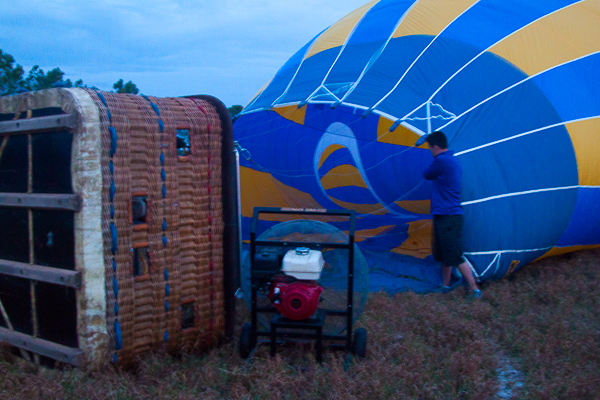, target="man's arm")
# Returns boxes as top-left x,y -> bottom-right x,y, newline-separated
423,158 -> 441,180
